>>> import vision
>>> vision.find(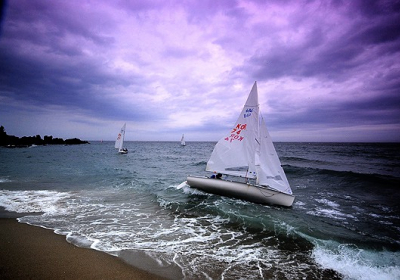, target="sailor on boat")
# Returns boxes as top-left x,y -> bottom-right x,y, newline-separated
210,173 -> 222,179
